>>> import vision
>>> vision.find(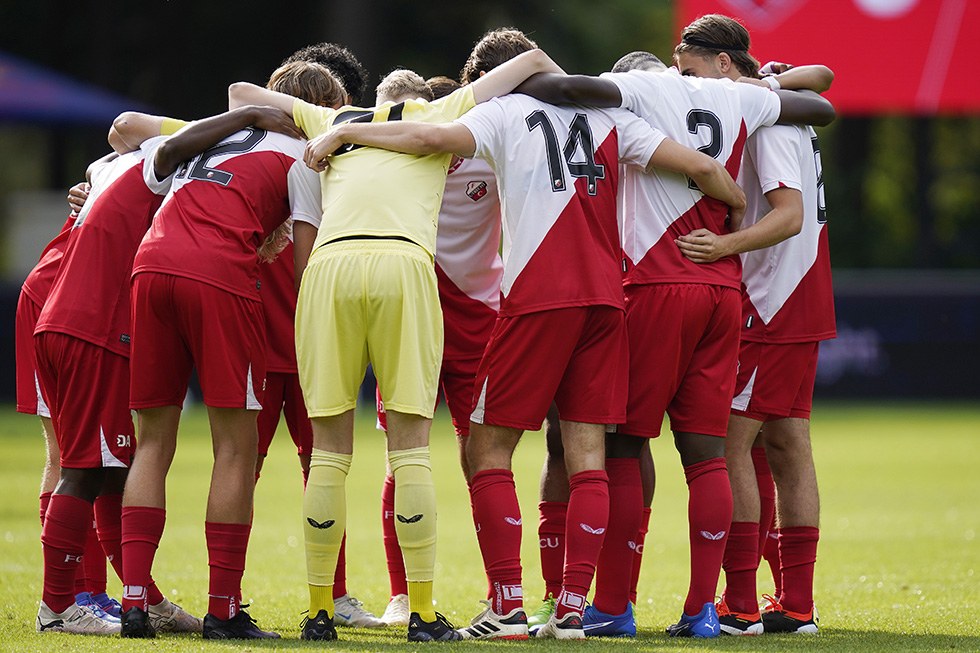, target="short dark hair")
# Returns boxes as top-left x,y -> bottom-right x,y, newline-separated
612,51 -> 667,73
674,14 -> 761,79
267,61 -> 345,108
283,42 -> 369,104
461,28 -> 537,84
426,75 -> 461,100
